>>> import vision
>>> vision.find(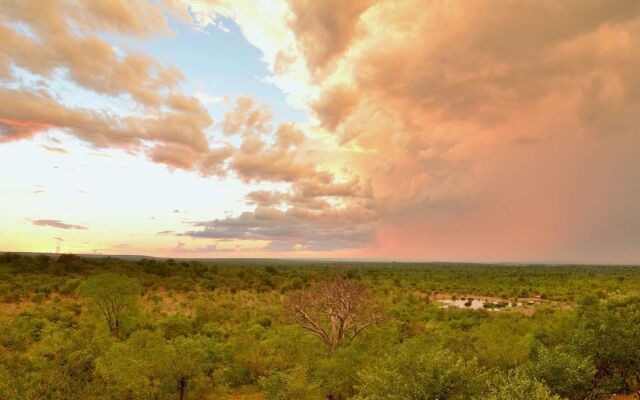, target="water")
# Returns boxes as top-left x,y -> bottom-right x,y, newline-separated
439,298 -> 518,311
439,299 -> 486,309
